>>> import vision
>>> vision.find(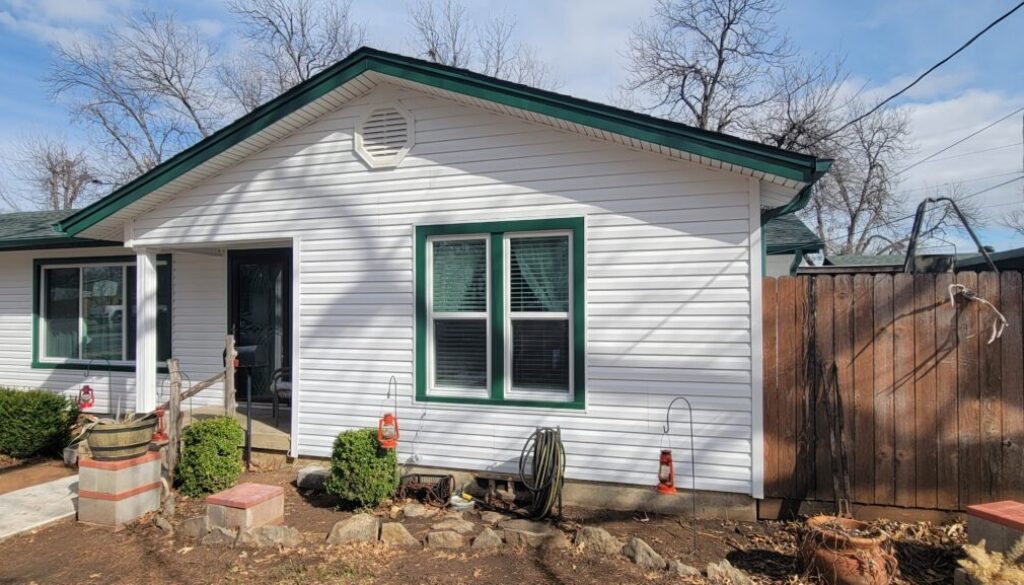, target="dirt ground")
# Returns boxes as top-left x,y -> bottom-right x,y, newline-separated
0,459 -> 76,496
0,468 -> 967,585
